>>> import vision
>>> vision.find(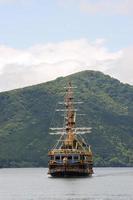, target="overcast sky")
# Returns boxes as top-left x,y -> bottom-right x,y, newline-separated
0,0 -> 133,92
